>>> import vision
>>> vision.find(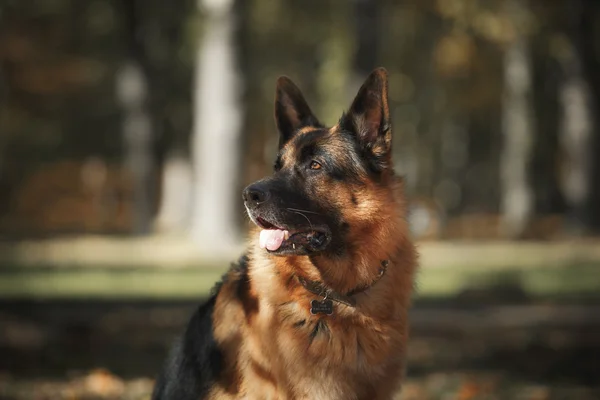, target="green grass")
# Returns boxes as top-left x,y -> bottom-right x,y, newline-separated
0,263 -> 598,300
415,263 -> 600,300
0,267 -> 226,299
